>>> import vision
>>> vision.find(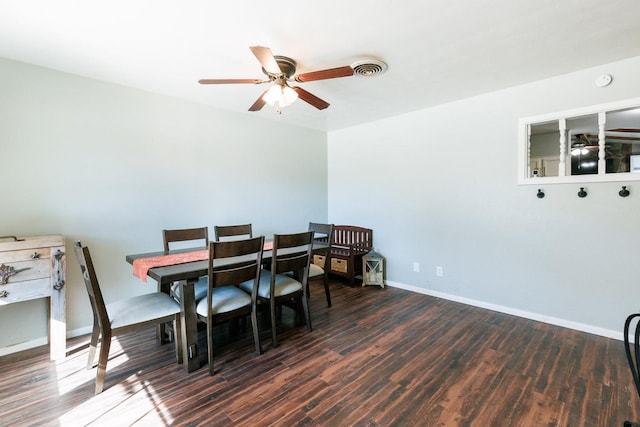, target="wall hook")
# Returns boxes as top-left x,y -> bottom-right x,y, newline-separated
577,187 -> 587,198
619,186 -> 630,197
536,189 -> 545,199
